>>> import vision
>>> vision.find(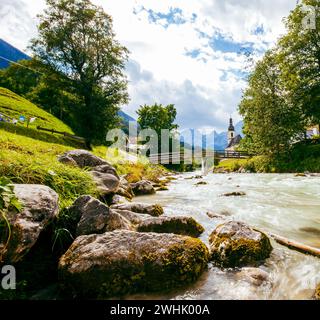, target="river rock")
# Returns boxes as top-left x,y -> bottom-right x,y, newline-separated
112,209 -> 144,225
110,194 -> 130,205
91,164 -> 119,179
116,177 -> 134,199
91,171 -> 120,196
137,216 -> 204,237
58,149 -> 108,168
58,230 -> 209,298
235,267 -> 270,286
0,184 -> 59,263
130,180 -> 156,195
110,203 -> 164,217
209,221 -> 272,267
206,211 -> 225,219
68,196 -> 132,236
195,181 -> 208,186
222,191 -> 246,197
